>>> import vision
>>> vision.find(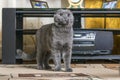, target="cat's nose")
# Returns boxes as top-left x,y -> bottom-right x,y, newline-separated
65,20 -> 69,24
